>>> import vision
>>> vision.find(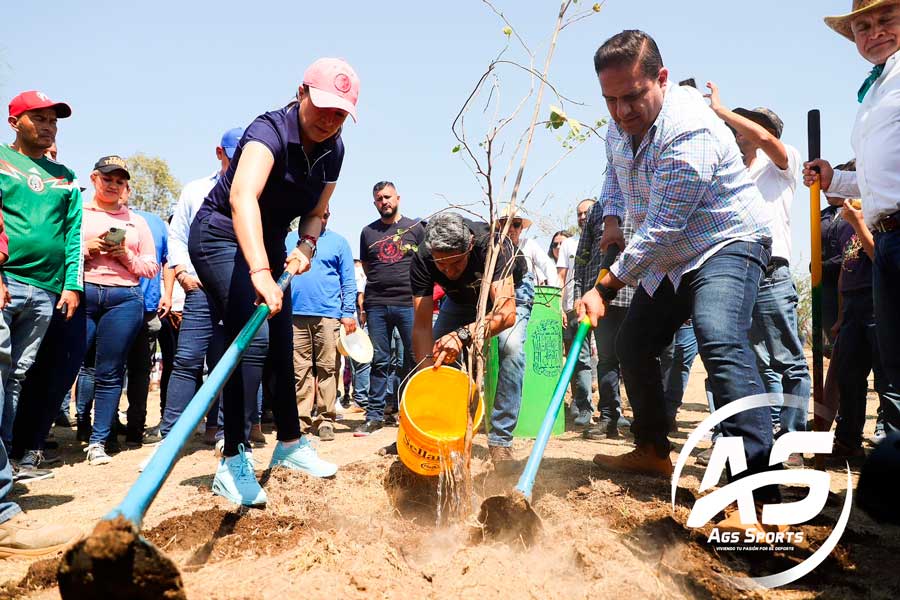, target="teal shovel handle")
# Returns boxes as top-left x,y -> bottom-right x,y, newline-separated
515,318 -> 591,499
106,269 -> 293,527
